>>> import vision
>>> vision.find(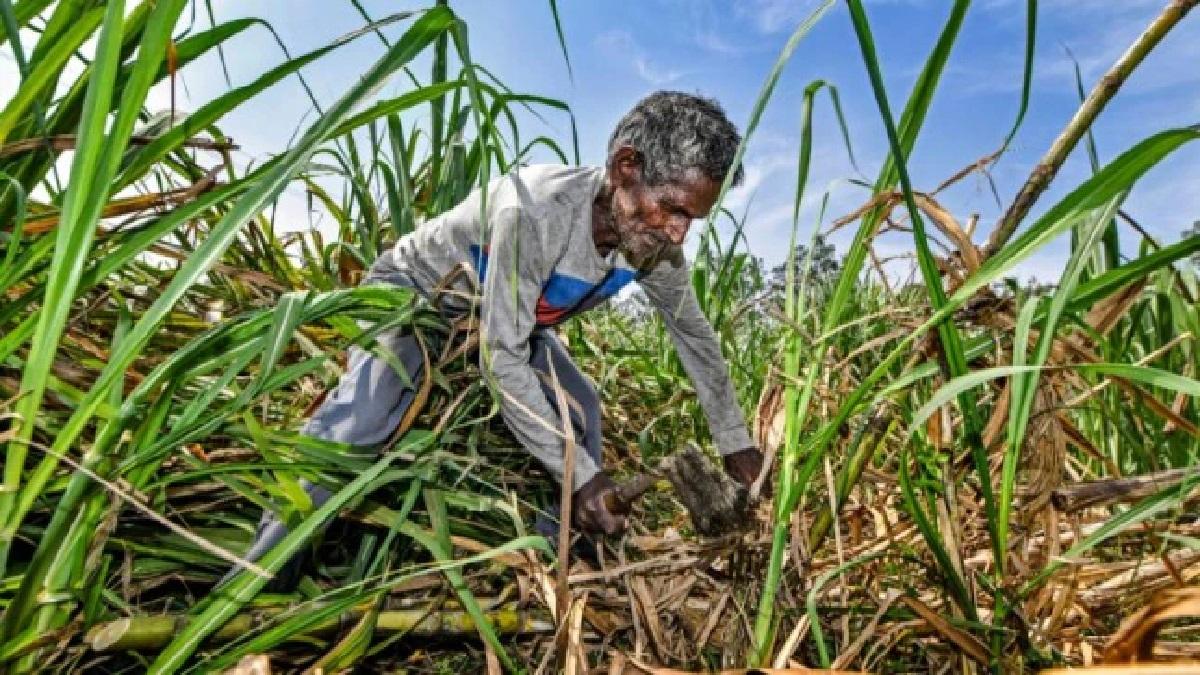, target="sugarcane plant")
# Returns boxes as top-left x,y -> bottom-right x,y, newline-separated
0,1 -> 578,671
